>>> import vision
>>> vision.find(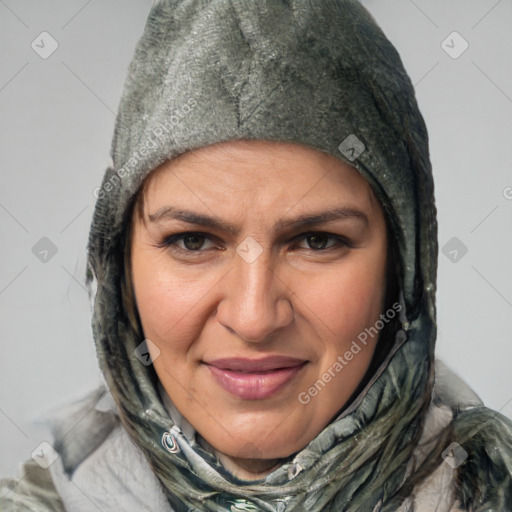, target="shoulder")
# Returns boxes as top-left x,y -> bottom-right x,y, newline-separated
48,420 -> 172,511
433,358 -> 512,508
392,360 -> 512,511
0,385 -> 114,511
0,457 -> 66,511
410,359 -> 512,511
1,385 -> 171,512
451,404 -> 512,510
